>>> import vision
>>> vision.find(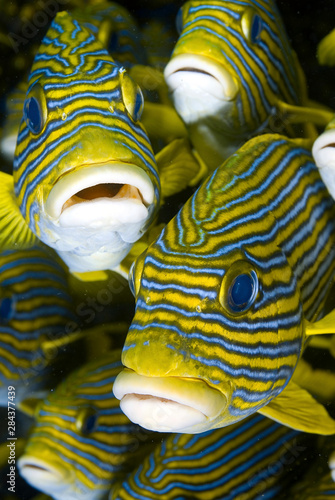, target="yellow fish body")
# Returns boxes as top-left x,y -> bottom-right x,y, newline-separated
18,350 -> 161,500
113,134 -> 335,435
164,0 -> 331,170
2,6 -> 160,274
